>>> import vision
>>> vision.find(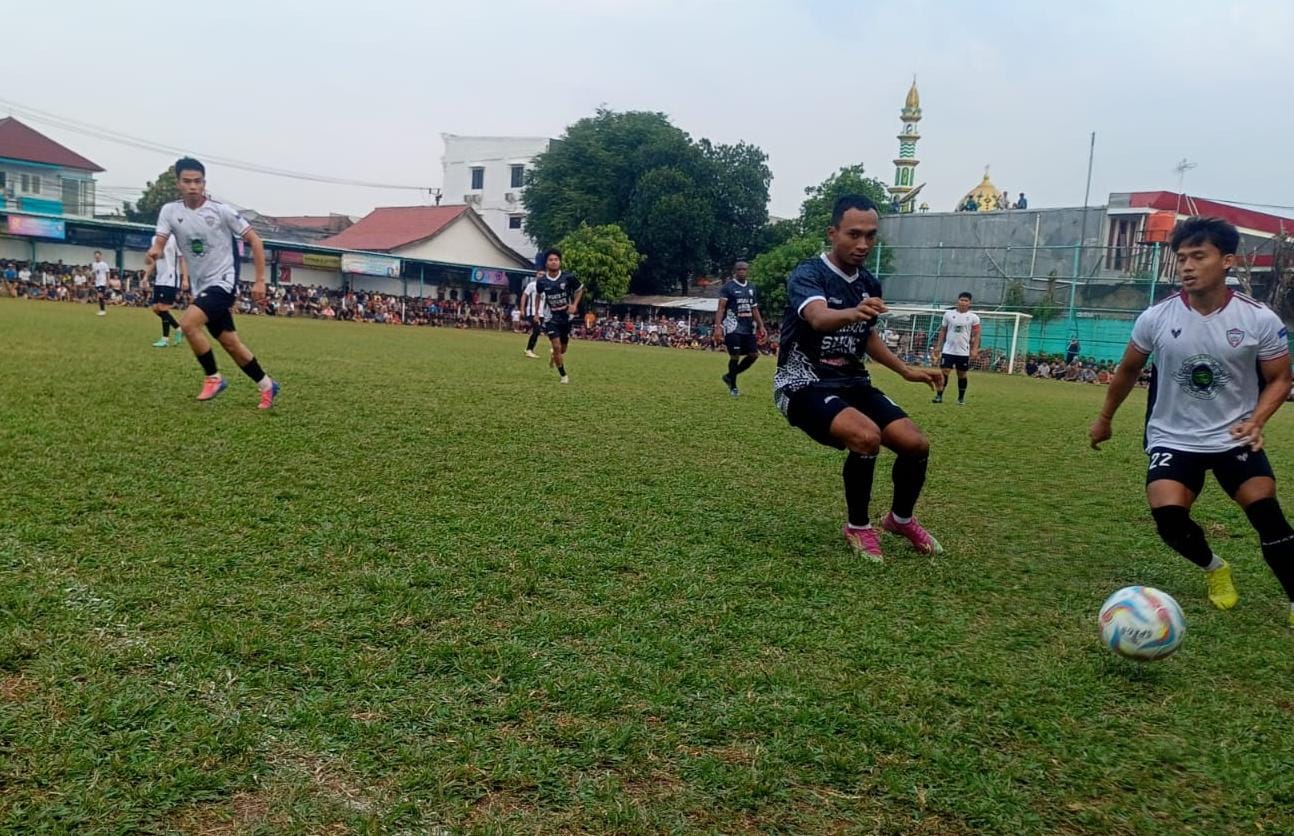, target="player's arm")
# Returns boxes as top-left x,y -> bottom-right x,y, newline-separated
970,323 -> 982,359
714,296 -> 727,338
800,297 -> 887,333
1089,342 -> 1150,449
179,254 -> 189,291
866,330 -> 941,388
932,324 -> 947,360
753,302 -> 767,337
570,284 -> 584,313
141,255 -> 155,288
1231,354 -> 1291,452
242,228 -> 267,303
